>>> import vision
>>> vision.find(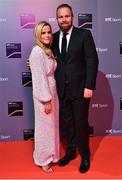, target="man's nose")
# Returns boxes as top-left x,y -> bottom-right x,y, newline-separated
62,17 -> 66,22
